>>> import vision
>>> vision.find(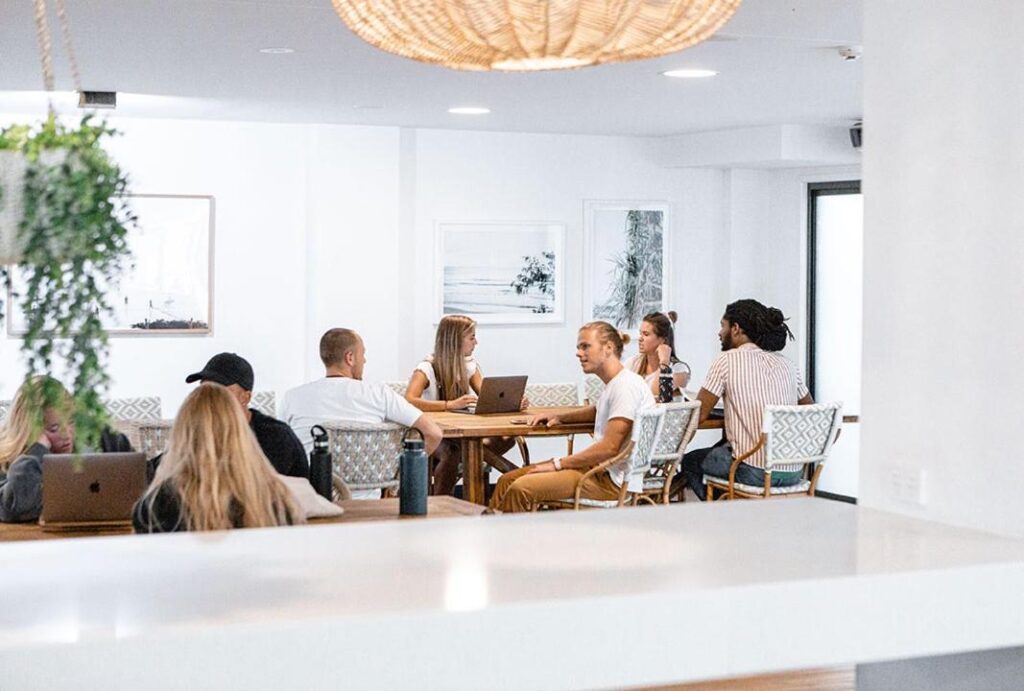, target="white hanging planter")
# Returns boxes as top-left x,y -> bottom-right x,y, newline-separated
0,149 -> 28,265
